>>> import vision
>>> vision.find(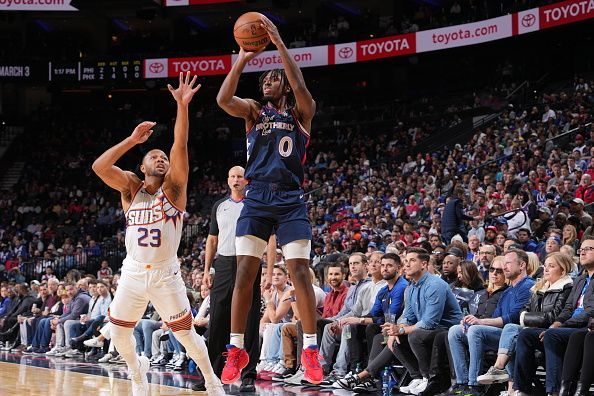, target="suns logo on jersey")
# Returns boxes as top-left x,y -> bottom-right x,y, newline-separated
159,194 -> 183,228
126,205 -> 163,226
126,192 -> 182,228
